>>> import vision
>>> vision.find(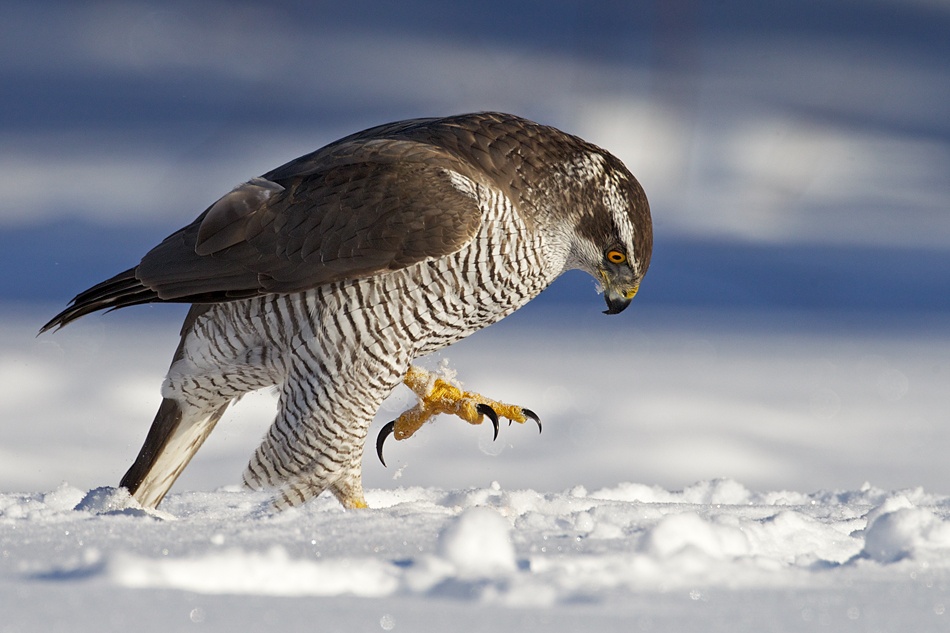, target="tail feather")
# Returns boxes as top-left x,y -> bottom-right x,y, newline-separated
121,398 -> 230,509
119,398 -> 184,500
39,267 -> 159,333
